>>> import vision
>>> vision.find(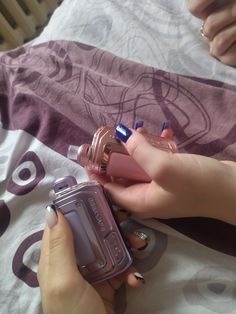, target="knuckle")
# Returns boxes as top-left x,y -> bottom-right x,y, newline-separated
49,235 -> 61,251
187,0 -> 201,15
215,33 -> 226,47
187,0 -> 214,18
187,1 -> 197,15
211,34 -> 226,56
152,158 -> 172,186
127,133 -> 140,156
204,17 -> 216,38
219,54 -> 236,66
49,230 -> 73,251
